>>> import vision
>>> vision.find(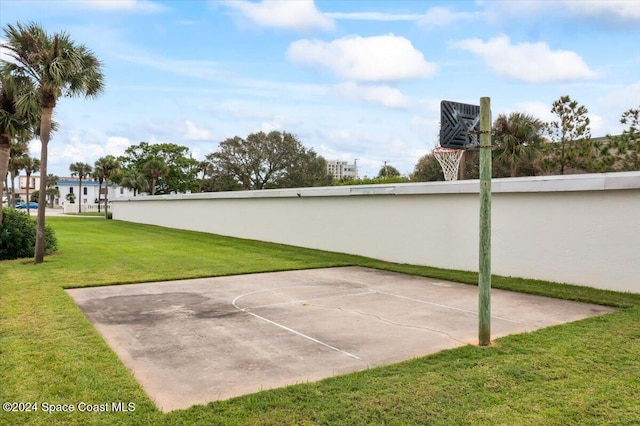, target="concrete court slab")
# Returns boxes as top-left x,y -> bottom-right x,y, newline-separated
66,266 -> 616,412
